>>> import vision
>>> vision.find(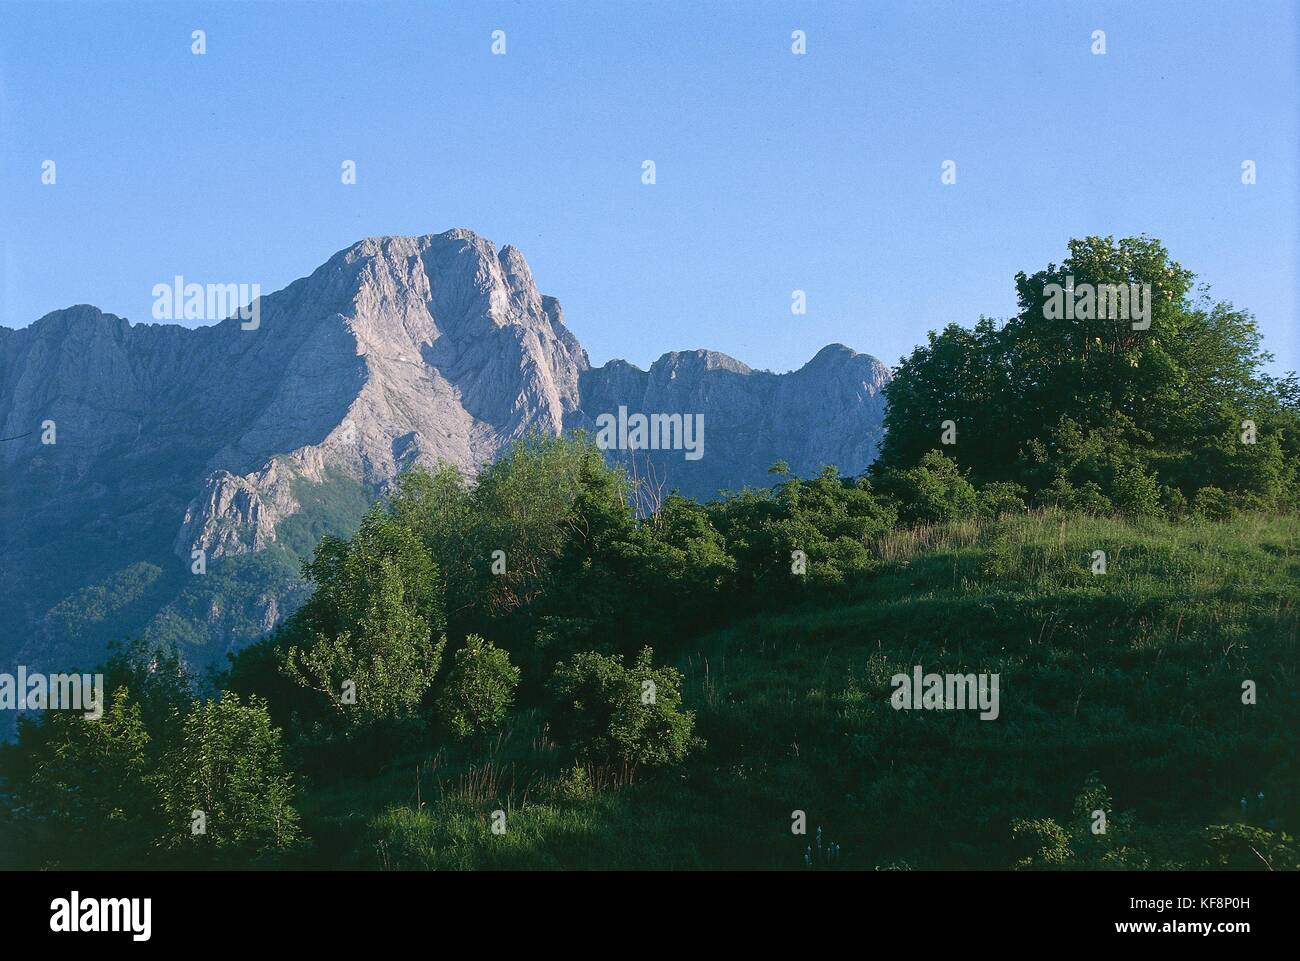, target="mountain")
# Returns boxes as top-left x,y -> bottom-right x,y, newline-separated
0,228 -> 889,697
